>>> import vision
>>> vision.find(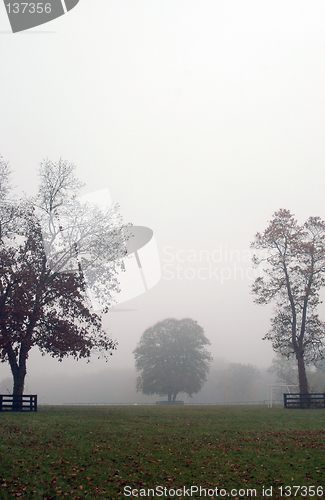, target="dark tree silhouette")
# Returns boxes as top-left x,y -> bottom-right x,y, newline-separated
0,156 -> 127,396
251,209 -> 325,394
133,318 -> 212,402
